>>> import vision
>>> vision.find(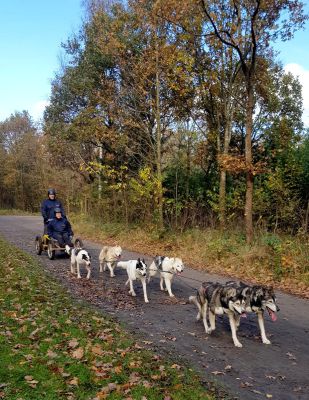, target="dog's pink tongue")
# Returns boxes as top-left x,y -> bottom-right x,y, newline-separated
268,309 -> 277,321
241,312 -> 247,318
